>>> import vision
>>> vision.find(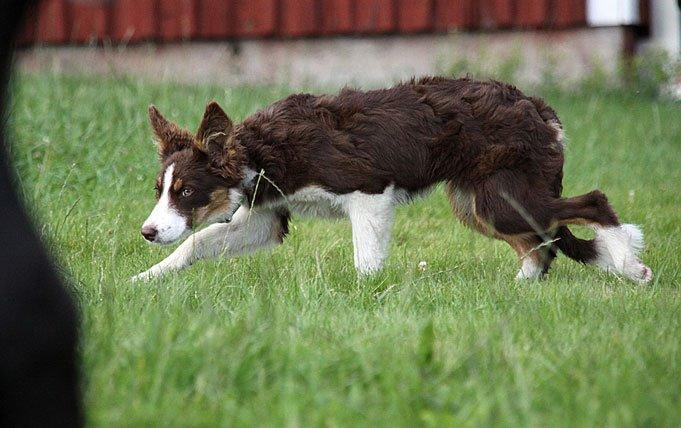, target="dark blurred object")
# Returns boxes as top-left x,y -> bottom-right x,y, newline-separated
0,0 -> 81,426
